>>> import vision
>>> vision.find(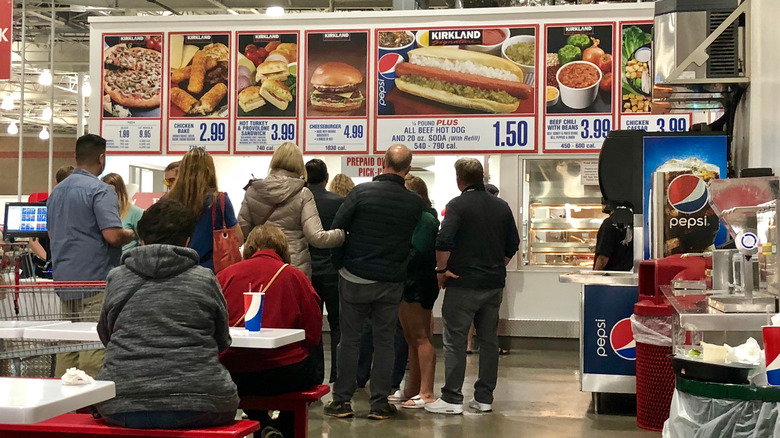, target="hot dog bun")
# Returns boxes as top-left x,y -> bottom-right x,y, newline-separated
395,47 -> 530,113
